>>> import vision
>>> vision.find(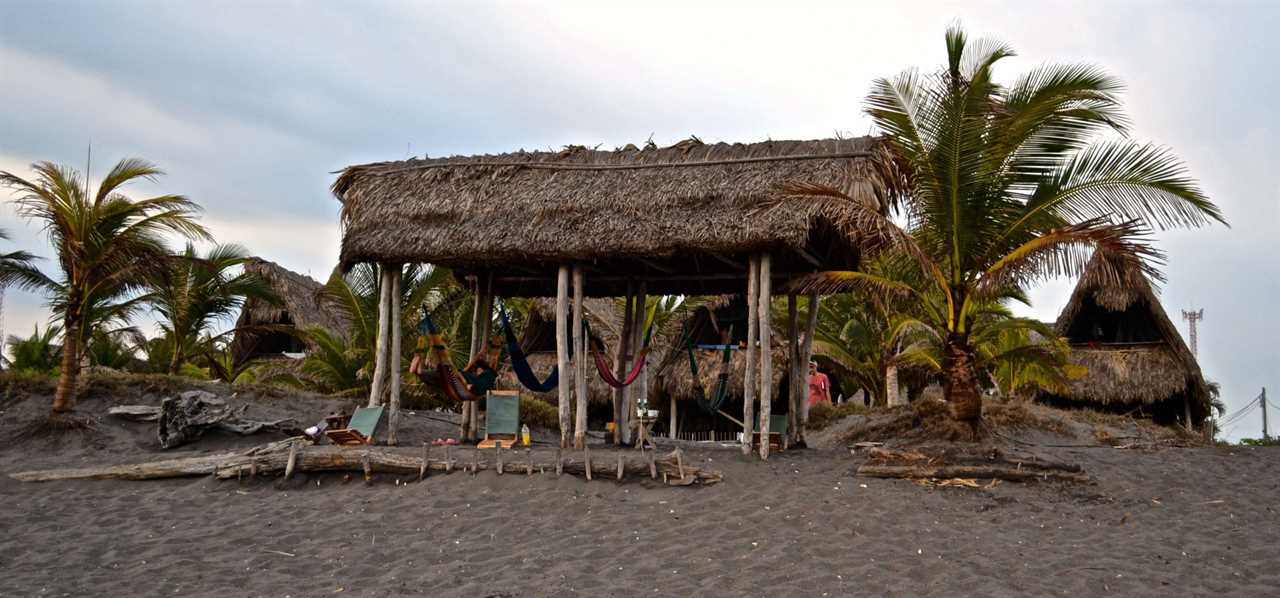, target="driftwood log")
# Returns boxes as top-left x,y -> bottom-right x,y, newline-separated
9,441 -> 722,486
856,447 -> 1089,484
109,391 -> 299,449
